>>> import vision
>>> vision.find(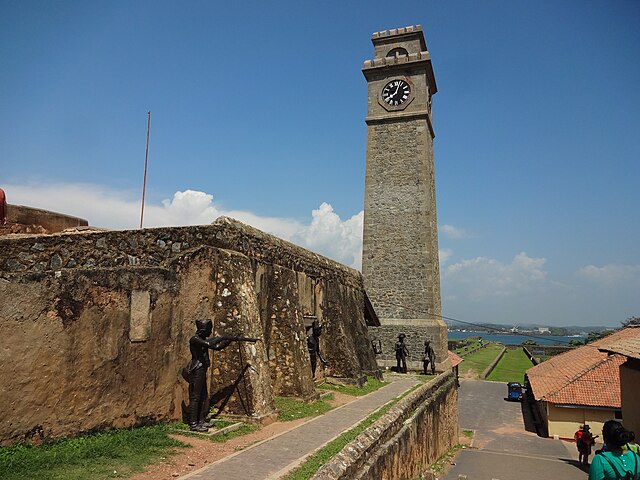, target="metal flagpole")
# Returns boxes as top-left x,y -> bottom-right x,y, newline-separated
140,111 -> 151,229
